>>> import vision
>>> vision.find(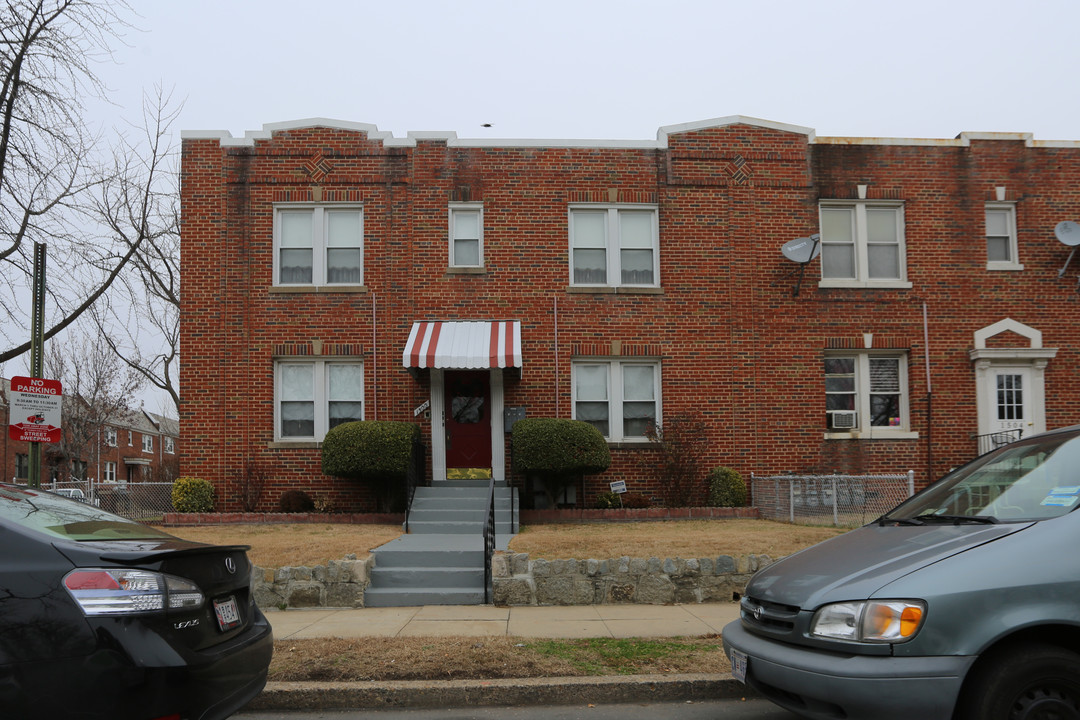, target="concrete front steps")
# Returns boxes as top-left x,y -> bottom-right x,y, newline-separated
365,480 -> 518,607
